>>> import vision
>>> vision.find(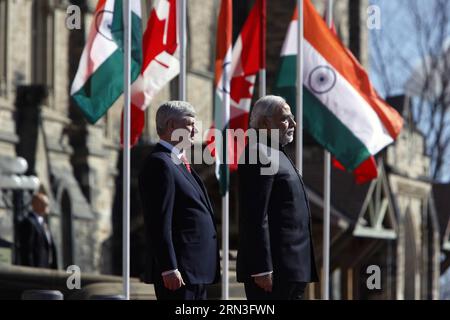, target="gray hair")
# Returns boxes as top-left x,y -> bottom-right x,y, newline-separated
249,95 -> 287,128
156,101 -> 196,135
